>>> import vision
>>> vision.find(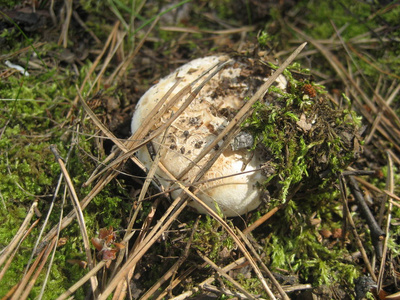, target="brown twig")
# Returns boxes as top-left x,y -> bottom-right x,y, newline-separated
348,175 -> 385,258
242,206 -> 281,235
338,175 -> 377,281
66,21 -> 121,120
